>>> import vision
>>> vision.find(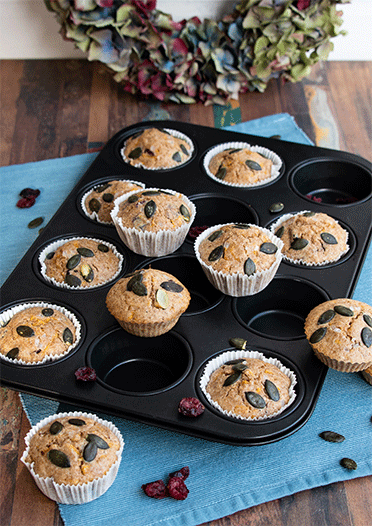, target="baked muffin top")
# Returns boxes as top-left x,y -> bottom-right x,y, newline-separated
115,189 -> 192,233
84,180 -> 143,223
208,148 -> 273,185
304,298 -> 372,365
106,268 -> 190,326
24,415 -> 121,485
122,128 -> 191,169
197,224 -> 280,275
273,212 -> 349,265
0,306 -> 76,363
